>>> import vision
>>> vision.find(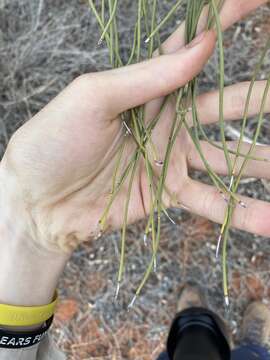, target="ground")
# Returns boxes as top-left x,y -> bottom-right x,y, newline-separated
0,1 -> 270,359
